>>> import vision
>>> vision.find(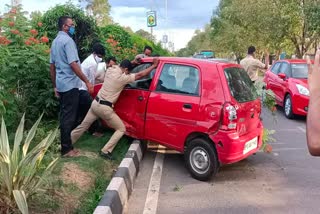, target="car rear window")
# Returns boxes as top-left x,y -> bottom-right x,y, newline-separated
291,63 -> 308,79
224,67 -> 258,102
